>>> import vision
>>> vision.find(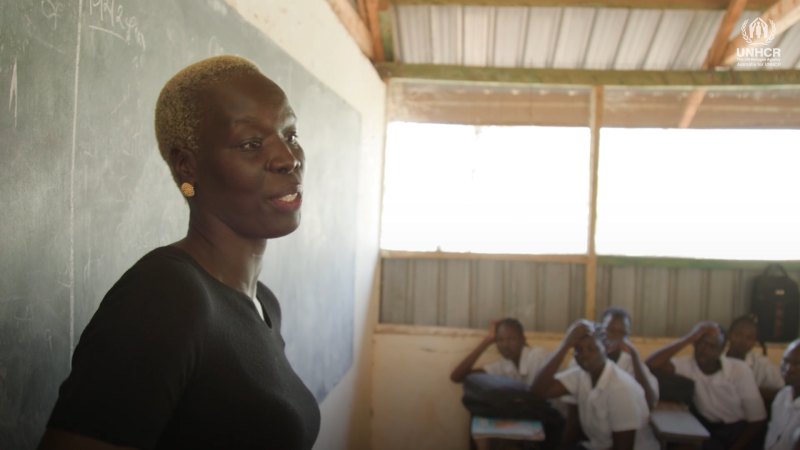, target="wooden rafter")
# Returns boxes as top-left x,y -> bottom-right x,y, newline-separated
721,0 -> 800,65
389,0 -> 776,9
327,0 -> 374,59
678,0 -> 748,128
376,63 -> 800,86
366,0 -> 387,62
